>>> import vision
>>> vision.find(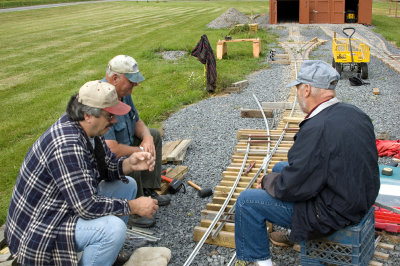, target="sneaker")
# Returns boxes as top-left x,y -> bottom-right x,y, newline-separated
235,260 -> 275,266
143,188 -> 171,206
269,231 -> 292,247
128,214 -> 156,228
